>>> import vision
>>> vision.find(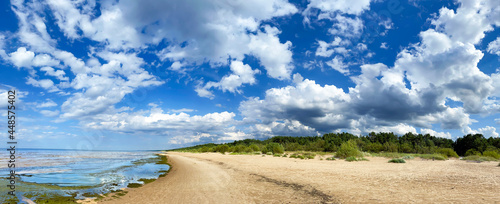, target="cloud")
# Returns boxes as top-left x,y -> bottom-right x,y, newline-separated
198,60 -> 260,97
34,99 -> 58,108
78,104 -> 238,143
325,56 -> 349,75
328,15 -> 364,38
39,110 -> 60,117
240,73 -> 351,133
431,0 -> 500,45
487,37 -> 500,56
9,47 -> 35,68
26,77 -> 60,93
315,37 -> 349,57
303,0 -> 372,17
248,26 -> 294,80
380,42 -> 388,49
420,128 -> 452,139
40,67 -> 69,81
464,126 -> 499,138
